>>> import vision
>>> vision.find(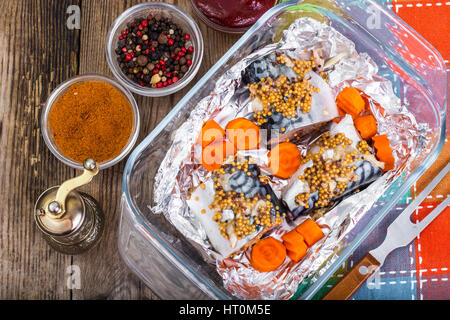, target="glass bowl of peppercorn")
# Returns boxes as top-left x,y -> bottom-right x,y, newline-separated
106,2 -> 204,97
